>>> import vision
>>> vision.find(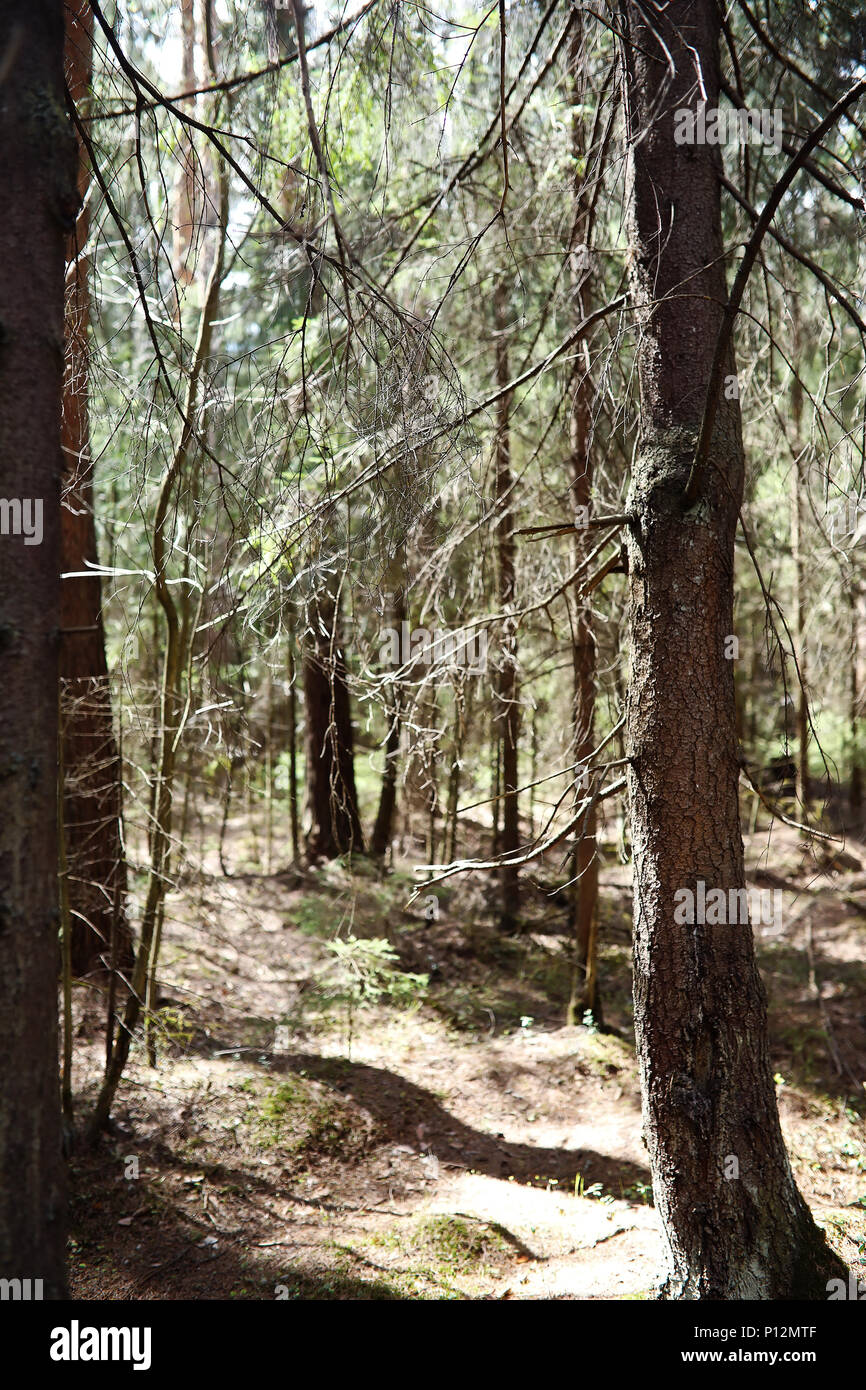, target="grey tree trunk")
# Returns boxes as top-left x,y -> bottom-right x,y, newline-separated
619,0 -> 845,1298
0,0 -> 73,1298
